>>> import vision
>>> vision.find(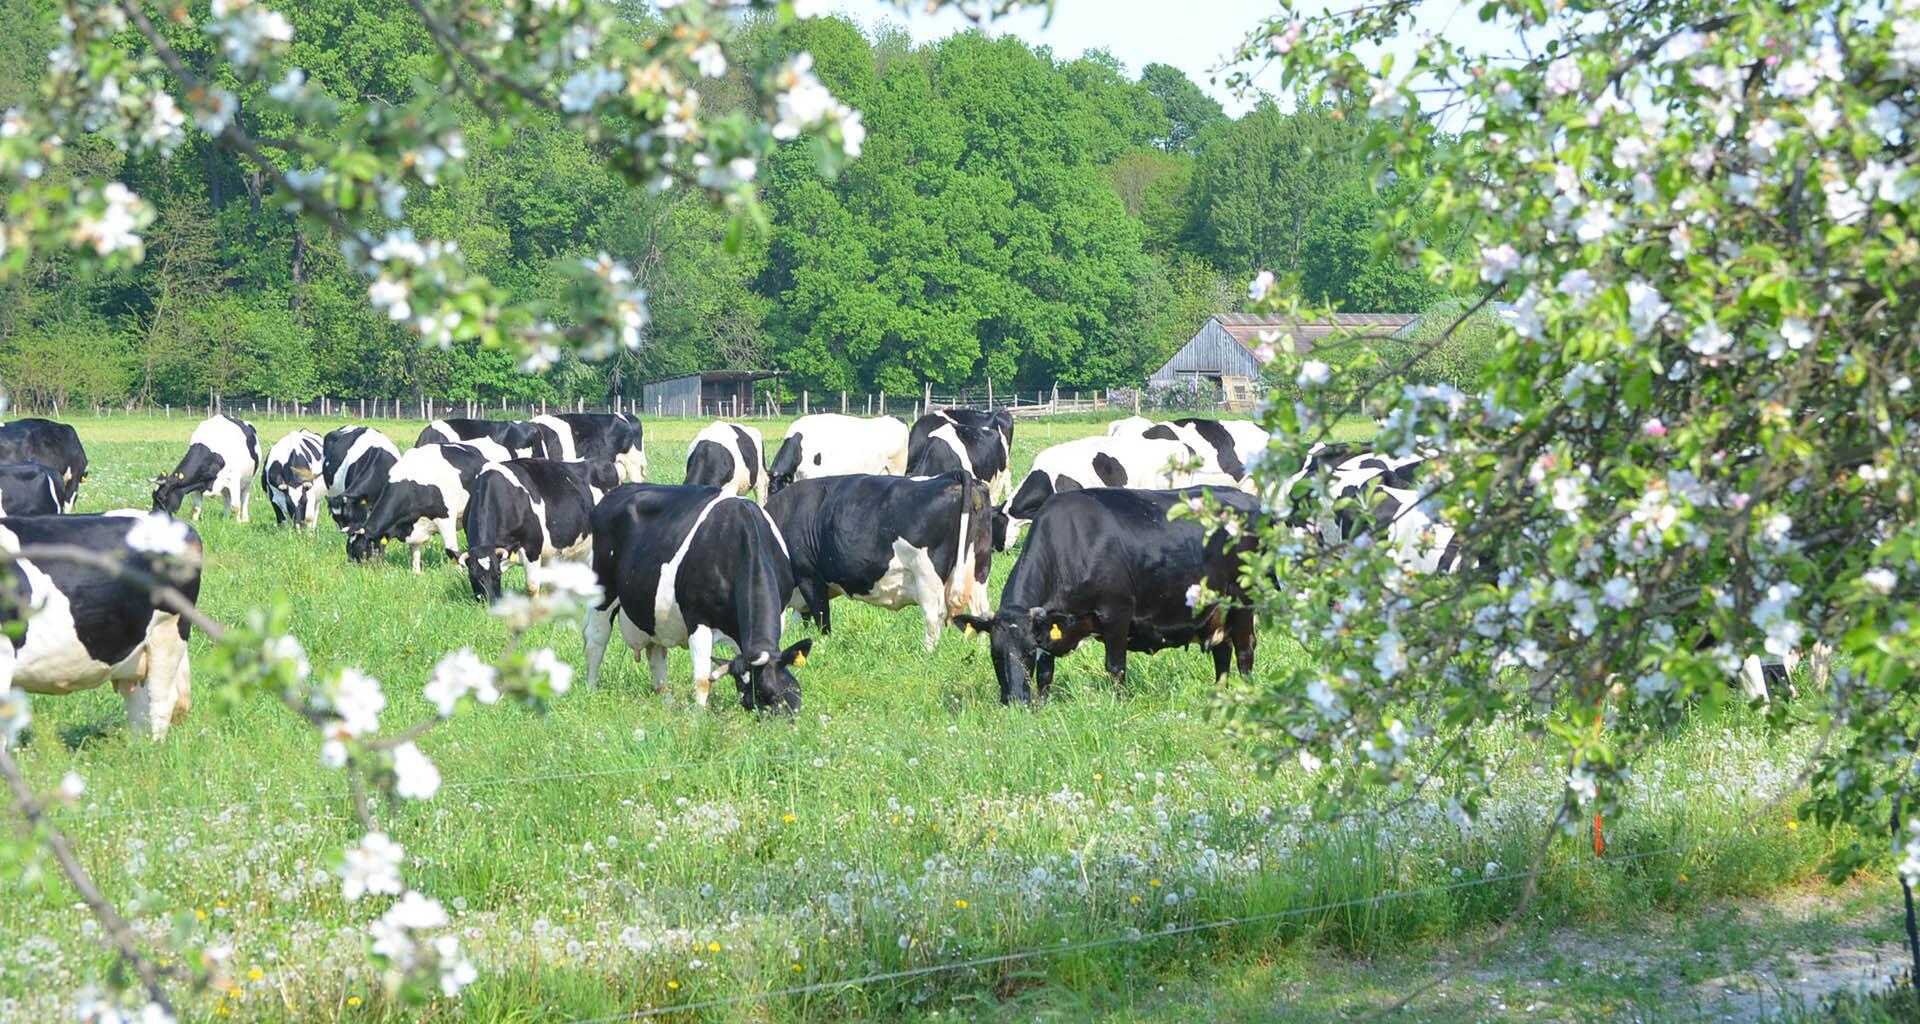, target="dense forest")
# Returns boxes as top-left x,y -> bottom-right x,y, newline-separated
0,1 -> 1448,409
